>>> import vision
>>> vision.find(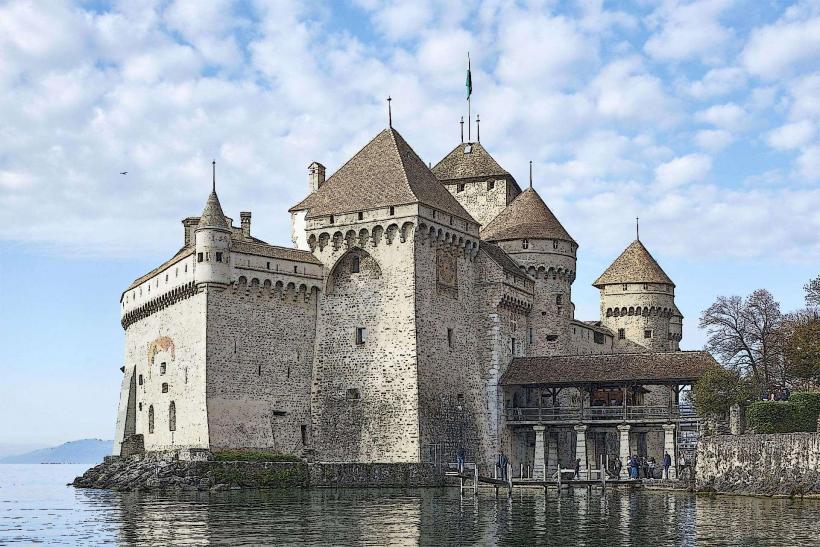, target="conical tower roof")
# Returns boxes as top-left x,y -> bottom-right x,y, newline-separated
197,191 -> 229,230
481,188 -> 575,244
432,142 -> 512,182
593,239 -> 674,288
290,128 -> 475,223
